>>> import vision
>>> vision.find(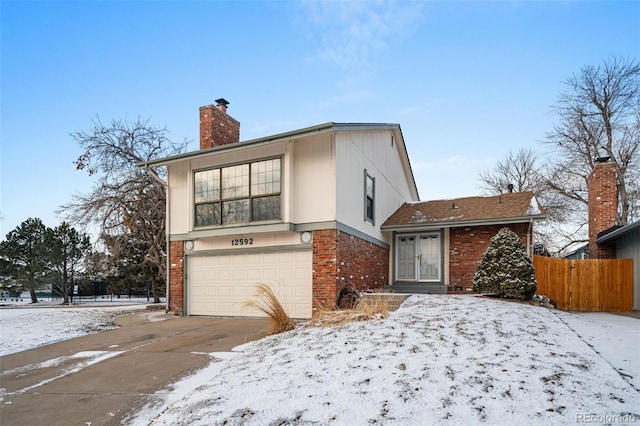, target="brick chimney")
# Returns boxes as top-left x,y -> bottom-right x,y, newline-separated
587,157 -> 617,259
199,98 -> 240,150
